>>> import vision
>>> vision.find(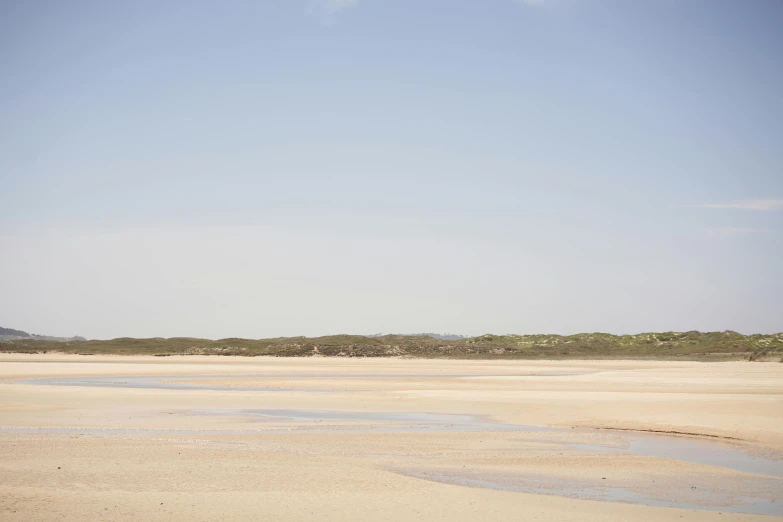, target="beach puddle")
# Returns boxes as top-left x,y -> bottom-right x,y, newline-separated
16,372 -> 577,392
391,468 -> 783,516
188,408 -> 547,433
572,432 -> 783,478
16,375 -> 333,392
0,410 -> 535,435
